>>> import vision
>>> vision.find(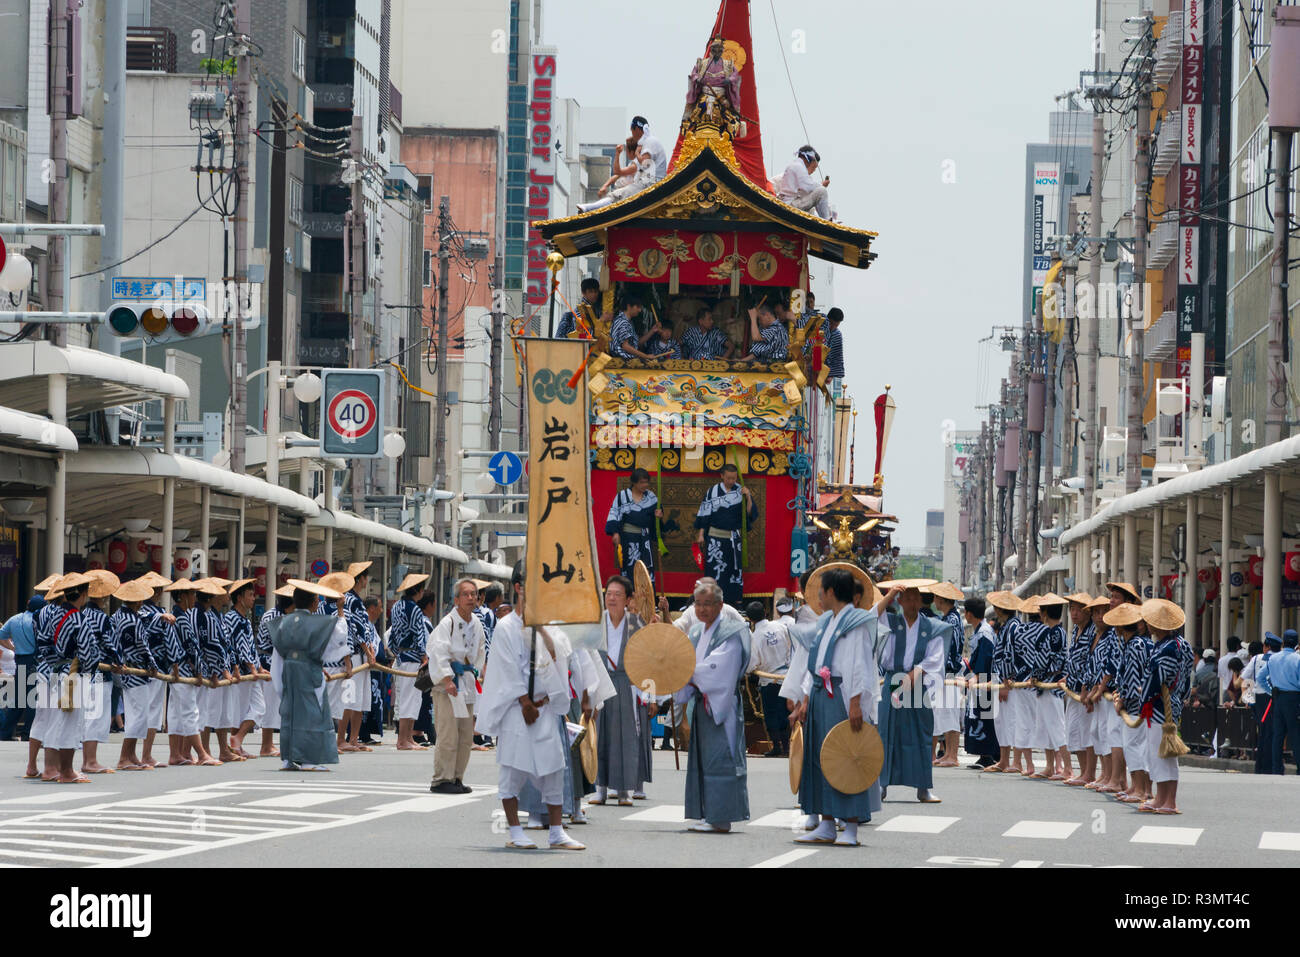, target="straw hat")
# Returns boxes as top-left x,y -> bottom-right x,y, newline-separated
1104,581 -> 1141,602
622,623 -> 697,696
1086,595 -> 1110,610
819,720 -> 885,795
1140,598 -> 1185,632
397,572 -> 430,594
85,570 -> 121,600
273,584 -> 295,599
1020,595 -> 1041,615
207,576 -> 233,588
884,578 -> 939,591
1065,592 -> 1093,606
1038,592 -> 1067,608
49,572 -> 92,596
345,561 -> 373,579
579,713 -> 598,782
788,723 -> 804,795
114,579 -> 154,603
286,578 -> 345,601
36,574 -> 61,591
925,581 -> 965,602
1102,604 -> 1143,628
164,579 -> 199,593
986,591 -> 1023,612
805,562 -> 883,614
136,571 -> 172,589
317,571 -> 356,596
226,577 -> 256,596
193,579 -> 228,597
